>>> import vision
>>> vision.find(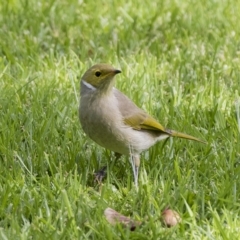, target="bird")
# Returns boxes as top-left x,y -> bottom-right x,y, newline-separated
79,63 -> 205,186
